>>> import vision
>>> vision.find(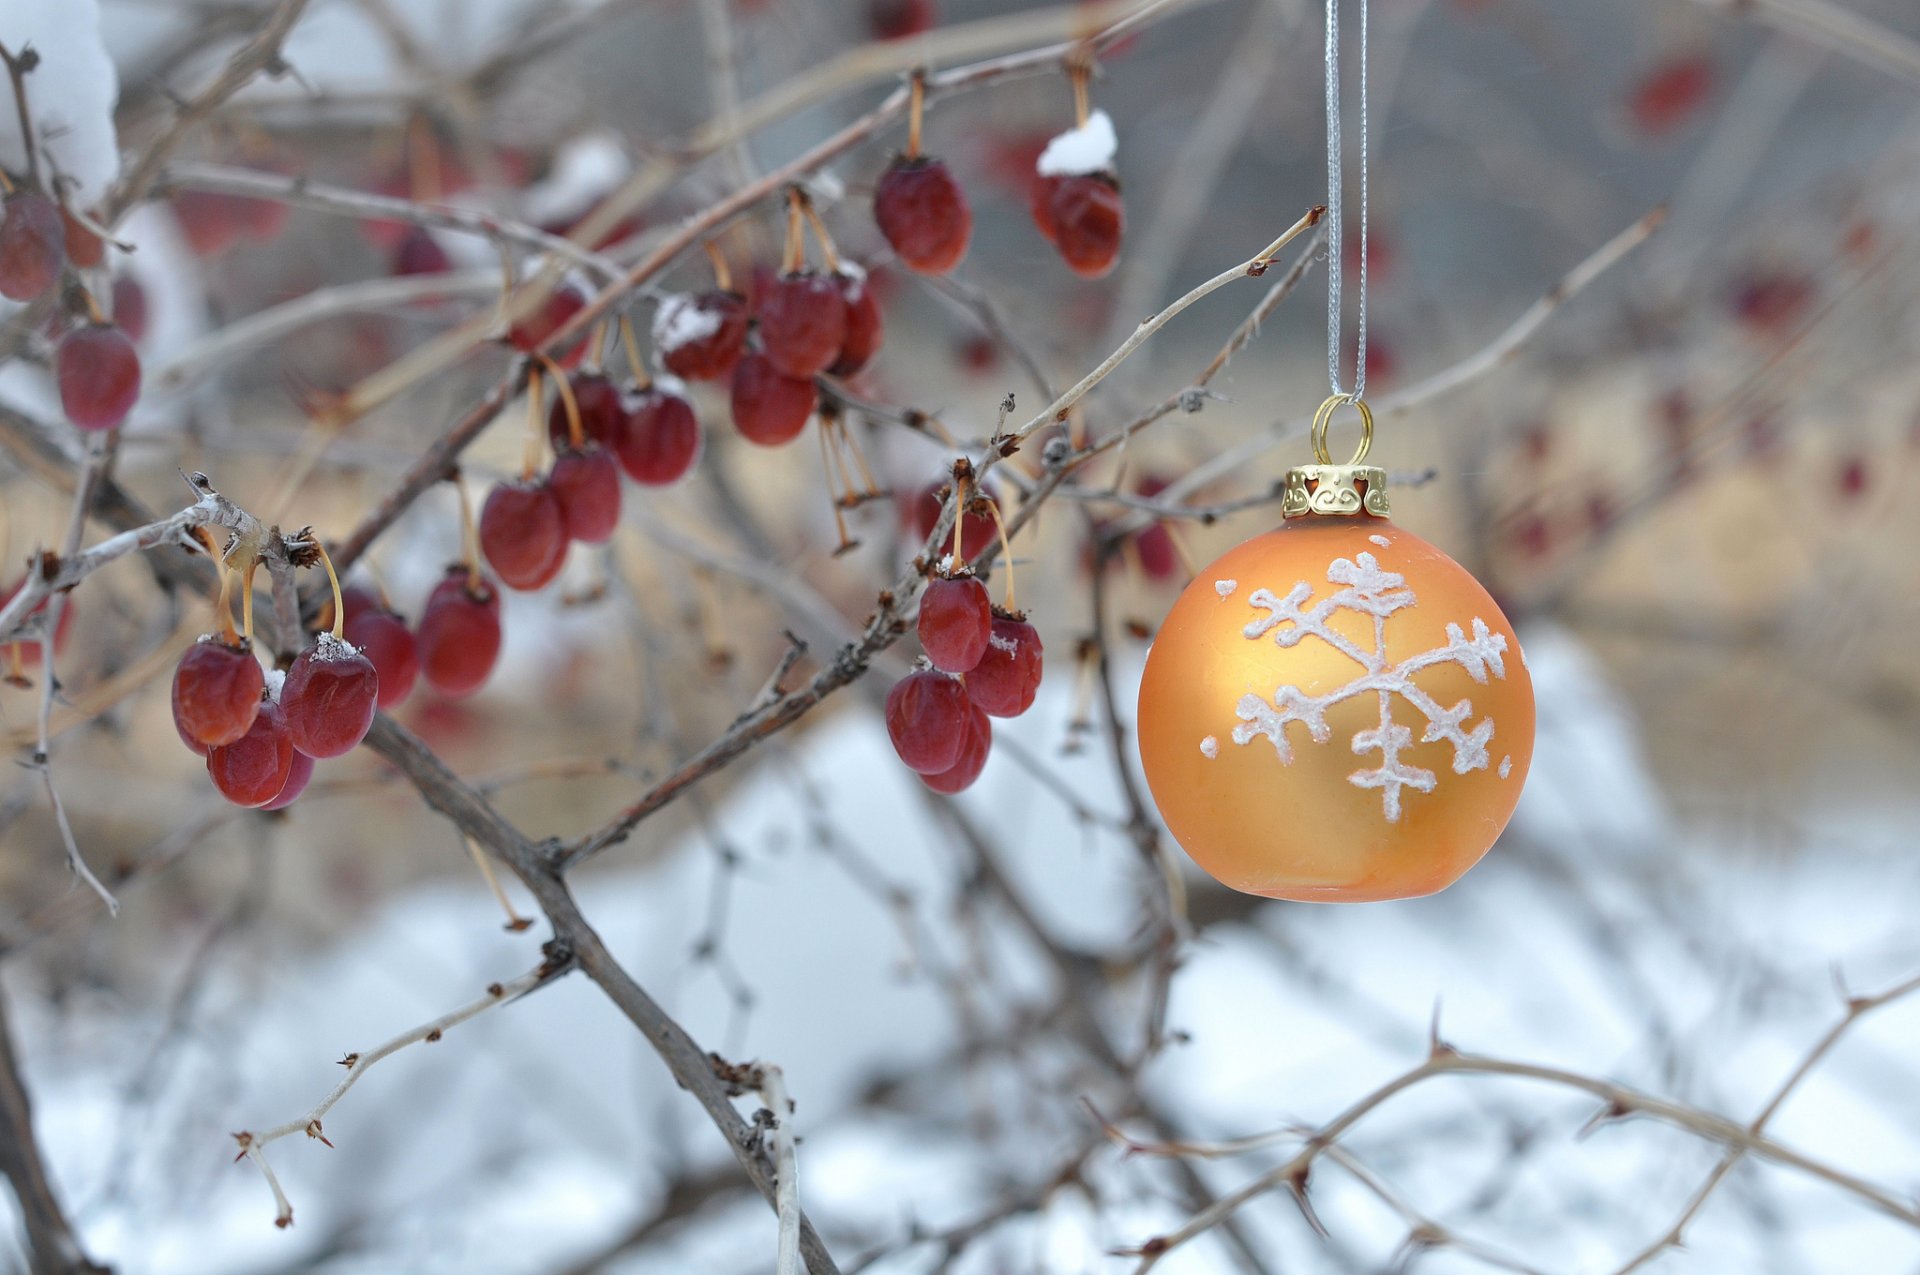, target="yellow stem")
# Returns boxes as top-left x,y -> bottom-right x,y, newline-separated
465,836 -> 532,931
801,202 -> 841,274
241,560 -> 258,646
1070,60 -> 1091,128
982,492 -> 1018,613
537,353 -> 585,449
782,189 -> 806,274
215,566 -> 238,645
704,240 -> 734,293
315,542 -> 347,641
453,472 -> 481,587
907,70 -> 925,160
522,364 -> 544,480
619,314 -> 652,389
